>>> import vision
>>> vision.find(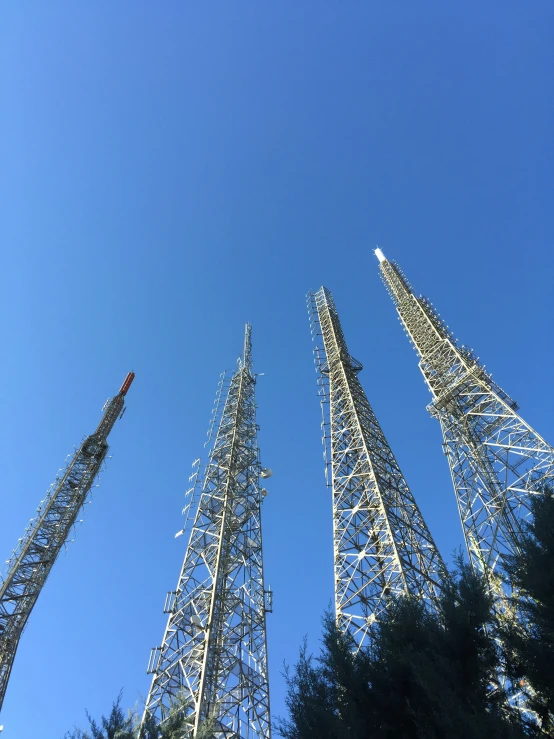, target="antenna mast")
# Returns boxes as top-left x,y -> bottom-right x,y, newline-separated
0,372 -> 135,712
376,248 -> 554,575
143,325 -> 271,738
308,287 -> 445,648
